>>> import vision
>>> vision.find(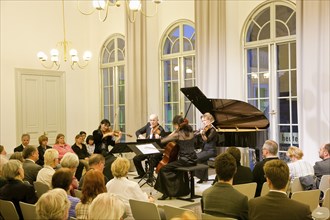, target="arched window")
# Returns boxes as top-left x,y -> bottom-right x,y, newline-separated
161,21 -> 196,131
243,1 -> 297,158
100,34 -> 126,140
